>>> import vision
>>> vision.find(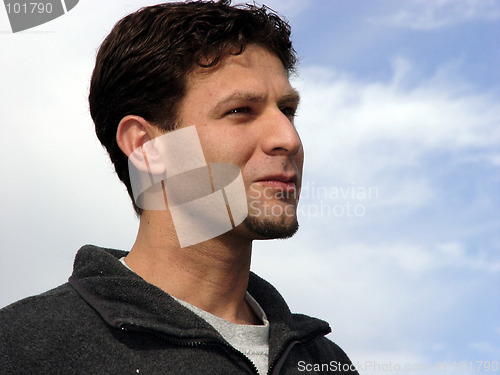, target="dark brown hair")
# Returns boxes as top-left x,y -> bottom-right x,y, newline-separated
89,0 -> 297,214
